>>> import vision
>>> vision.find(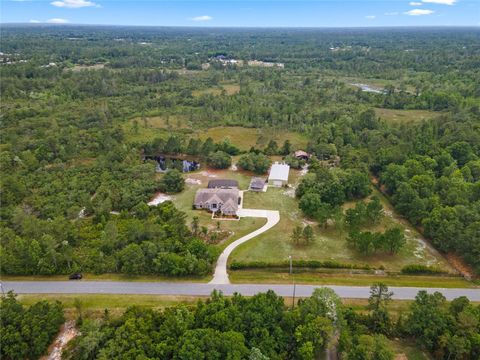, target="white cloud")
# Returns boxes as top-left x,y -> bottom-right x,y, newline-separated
384,12 -> 399,16
409,2 -> 422,5
405,8 -> 435,15
422,0 -> 456,5
50,0 -> 99,8
47,18 -> 69,23
191,15 -> 213,22
365,15 -> 376,19
29,19 -> 41,23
